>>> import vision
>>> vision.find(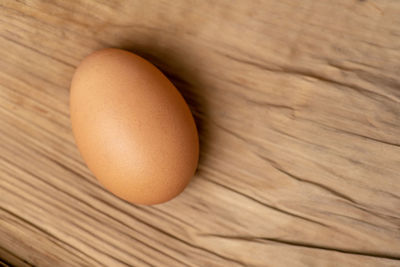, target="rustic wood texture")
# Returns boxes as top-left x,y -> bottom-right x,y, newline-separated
0,0 -> 400,266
